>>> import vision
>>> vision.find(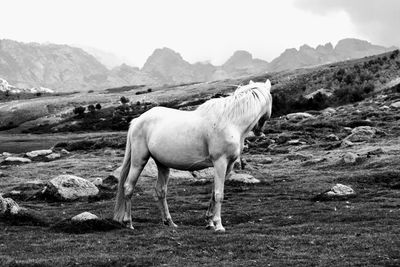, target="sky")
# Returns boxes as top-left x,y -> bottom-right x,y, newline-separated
0,0 -> 398,67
